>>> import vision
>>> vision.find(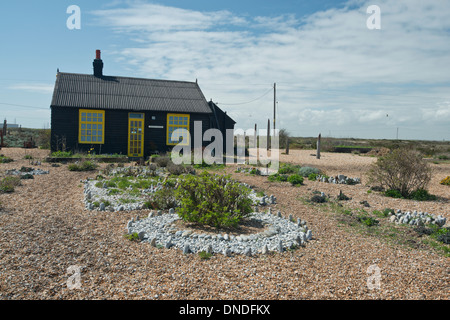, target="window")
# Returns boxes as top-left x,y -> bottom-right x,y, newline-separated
79,109 -> 105,144
167,113 -> 190,146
